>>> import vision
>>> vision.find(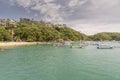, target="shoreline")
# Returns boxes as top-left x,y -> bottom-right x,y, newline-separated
0,42 -> 47,47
